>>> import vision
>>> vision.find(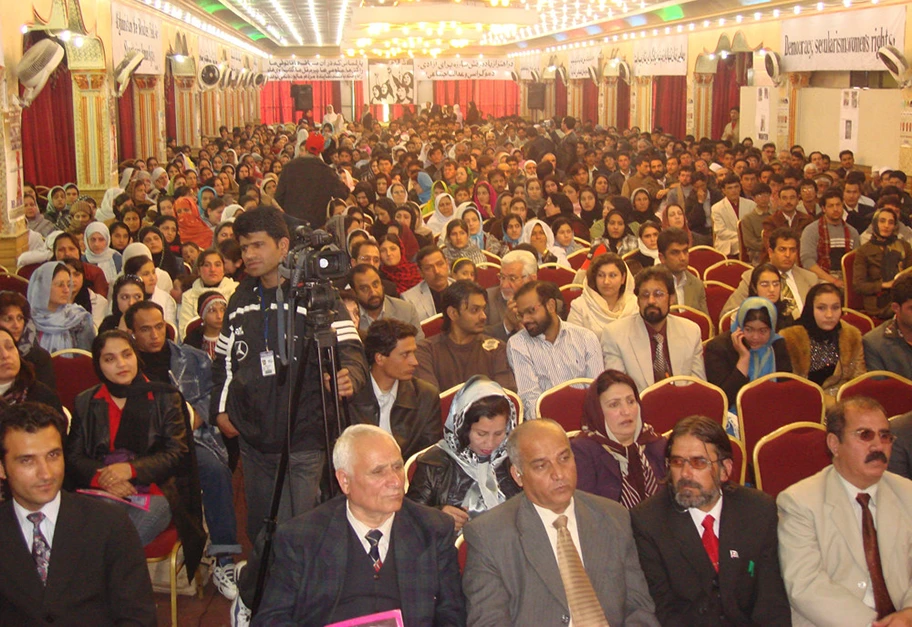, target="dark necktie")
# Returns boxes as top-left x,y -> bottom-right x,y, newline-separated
27,512 -> 51,585
701,515 -> 719,572
366,529 -> 383,573
856,493 -> 896,619
652,333 -> 669,384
